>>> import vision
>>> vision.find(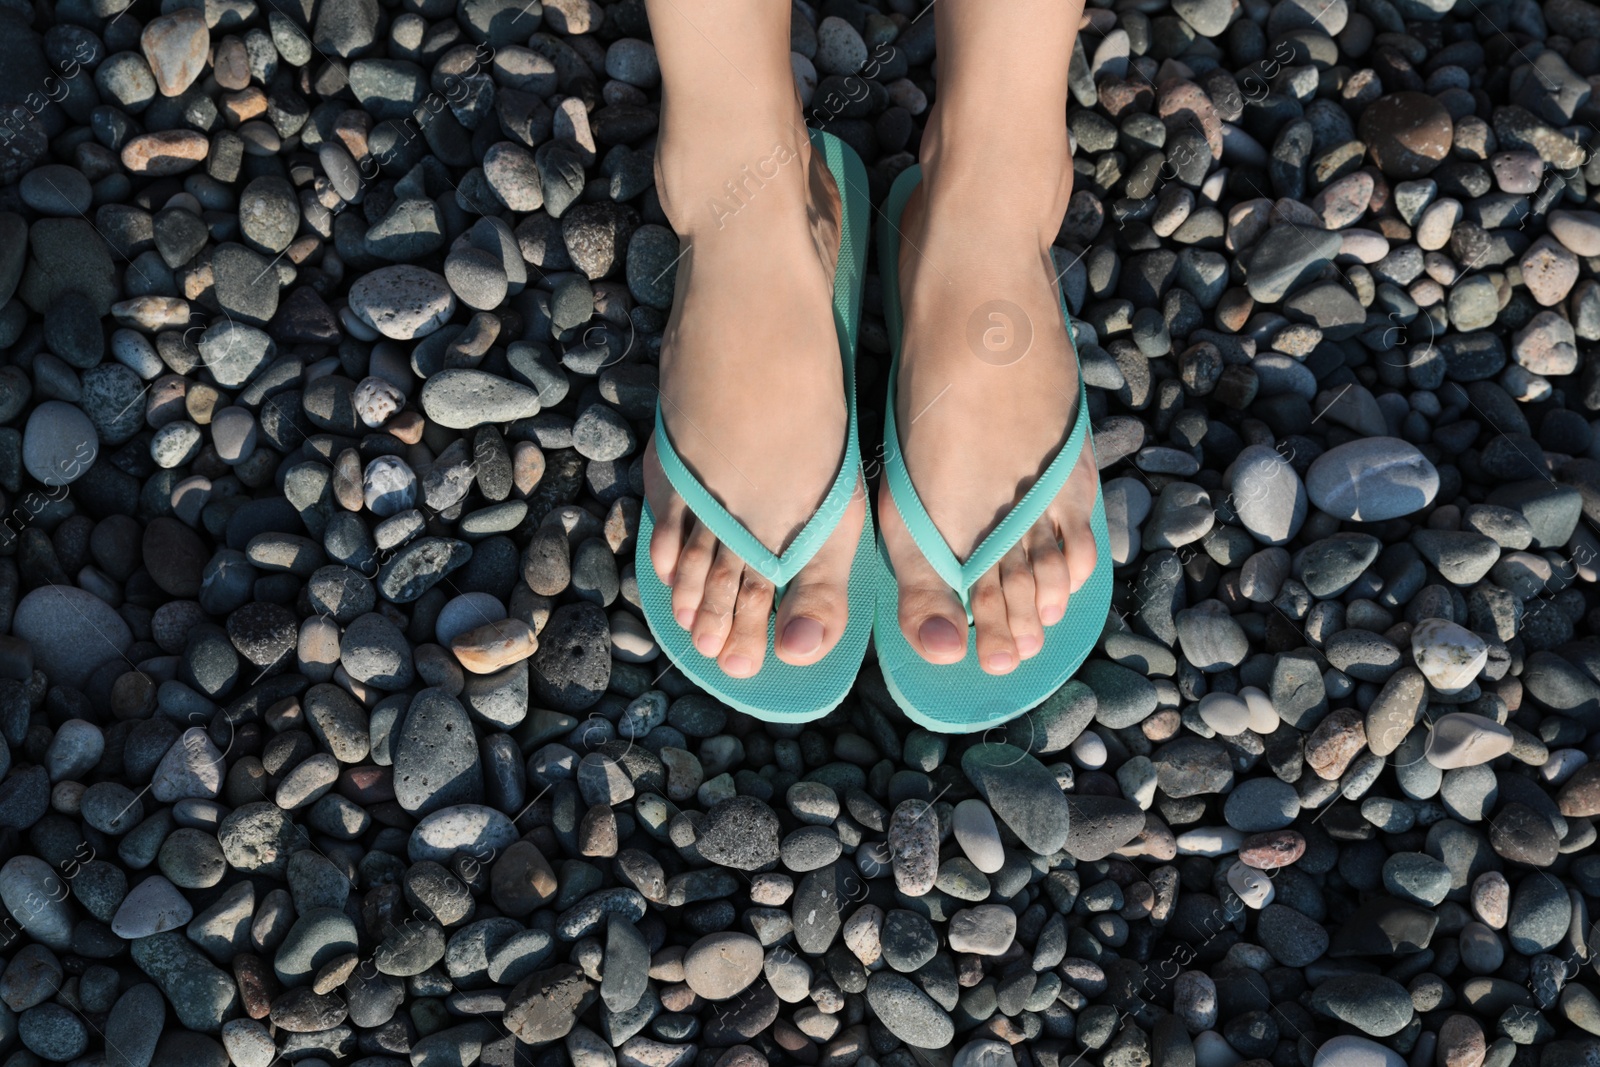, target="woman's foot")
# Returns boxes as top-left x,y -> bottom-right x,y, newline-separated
879,118 -> 1101,675
643,116 -> 866,680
